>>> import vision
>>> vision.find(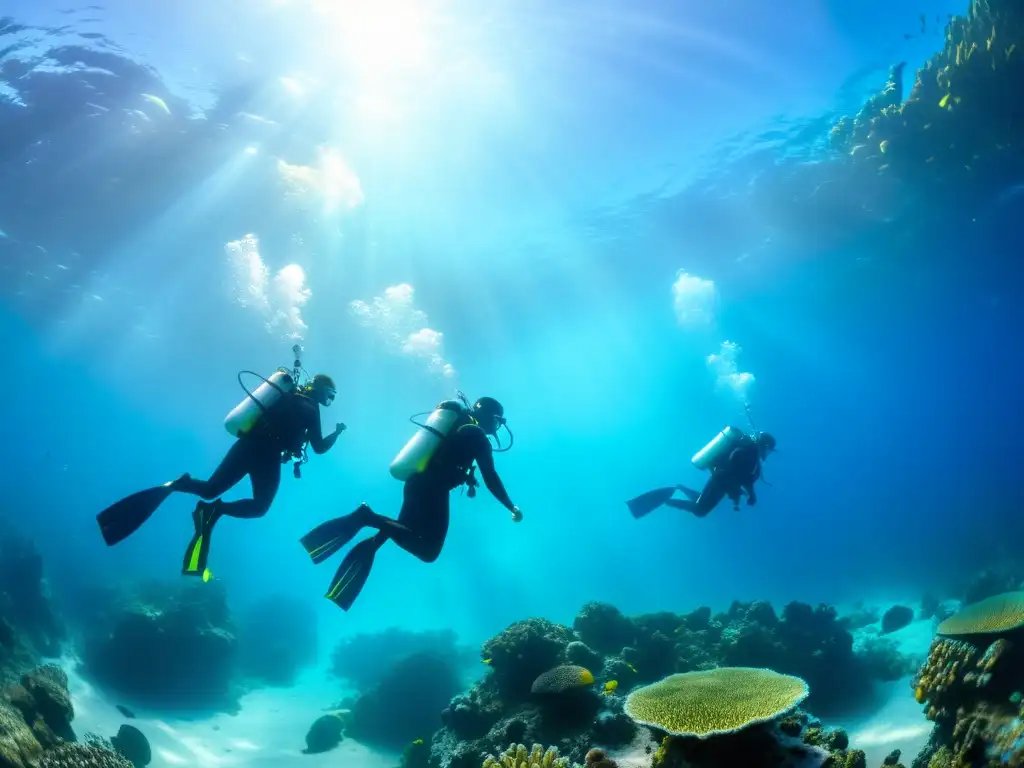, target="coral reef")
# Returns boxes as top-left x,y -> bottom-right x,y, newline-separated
909,592 -> 1024,766
331,627 -> 473,691
623,667 -> 808,737
237,594 -> 318,687
854,636 -> 919,683
346,651 -> 464,751
77,580 -> 239,712
829,0 -> 1024,202
0,534 -> 65,682
422,597 -> 906,768
0,663 -> 130,767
